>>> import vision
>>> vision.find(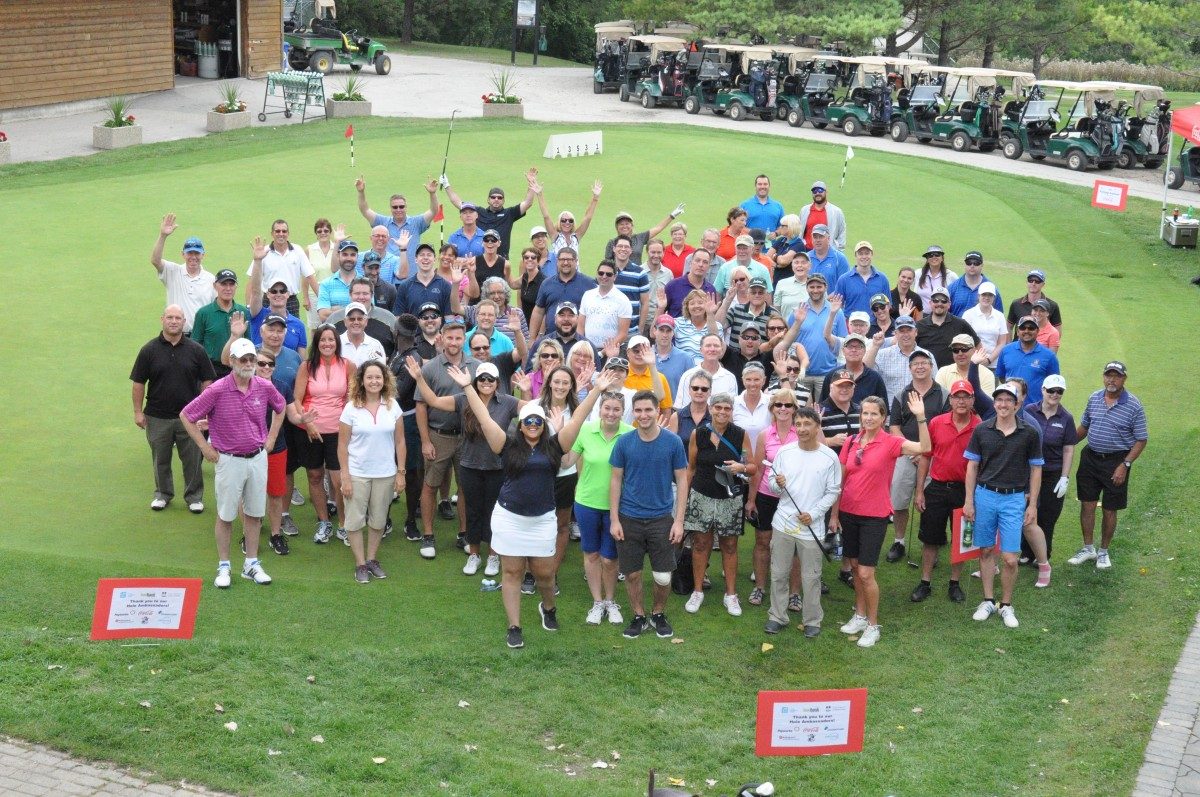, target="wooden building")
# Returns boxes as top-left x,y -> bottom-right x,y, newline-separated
0,0 -> 282,111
